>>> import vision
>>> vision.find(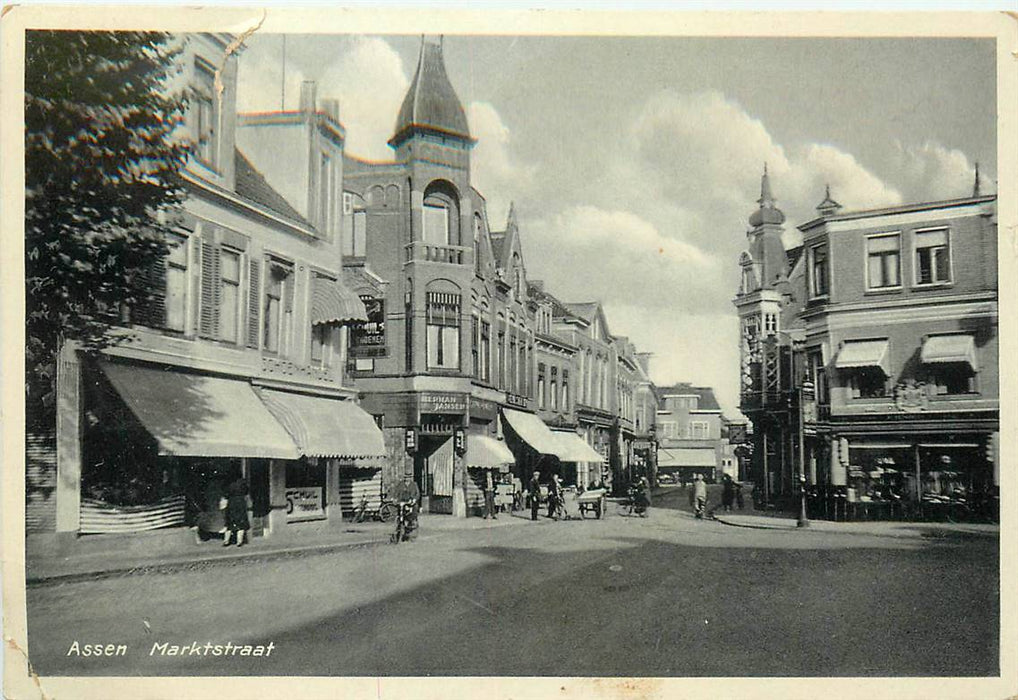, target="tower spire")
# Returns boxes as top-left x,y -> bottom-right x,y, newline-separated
816,183 -> 842,216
